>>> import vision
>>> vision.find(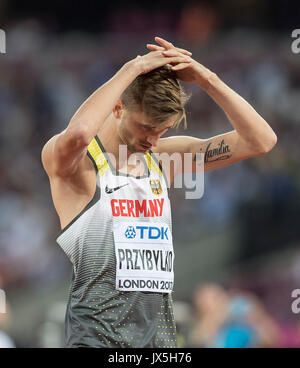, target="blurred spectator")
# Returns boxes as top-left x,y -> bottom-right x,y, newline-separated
190,284 -> 280,347
189,283 -> 229,347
